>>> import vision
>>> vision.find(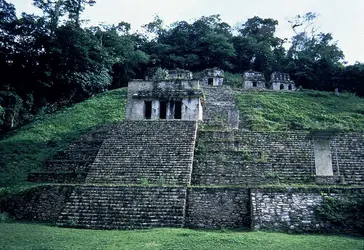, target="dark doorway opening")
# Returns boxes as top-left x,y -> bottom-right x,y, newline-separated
252,81 -> 257,87
208,78 -> 214,85
280,84 -> 284,90
160,101 -> 167,119
144,101 -> 152,119
288,84 -> 292,90
174,101 -> 182,119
